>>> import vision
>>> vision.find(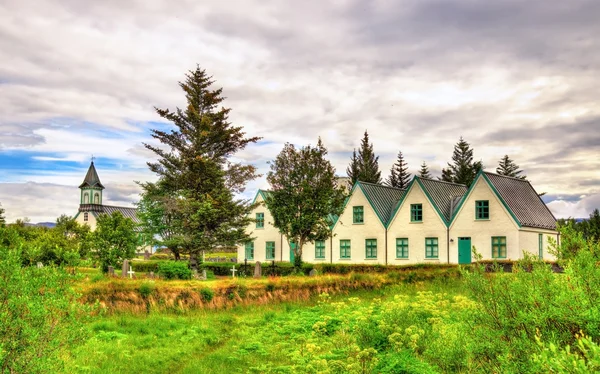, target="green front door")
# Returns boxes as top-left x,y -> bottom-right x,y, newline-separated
458,237 -> 471,264
290,242 -> 296,264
